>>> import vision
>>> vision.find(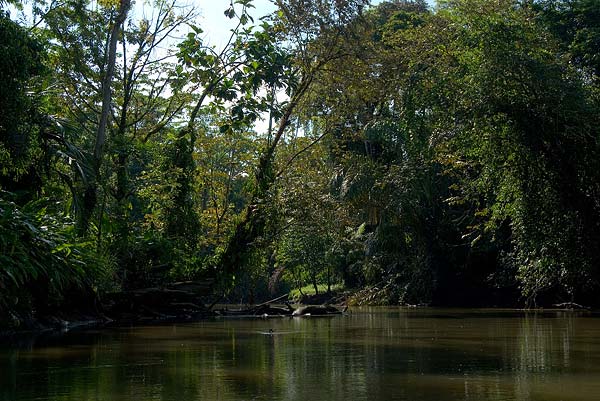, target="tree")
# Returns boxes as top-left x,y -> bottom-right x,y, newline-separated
273,134 -> 347,295
36,0 -> 204,286
0,10 -> 108,325
215,0 -> 368,289
427,0 -> 600,304
0,11 -> 46,200
195,123 -> 258,251
535,0 -> 600,78
286,0 -> 600,306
